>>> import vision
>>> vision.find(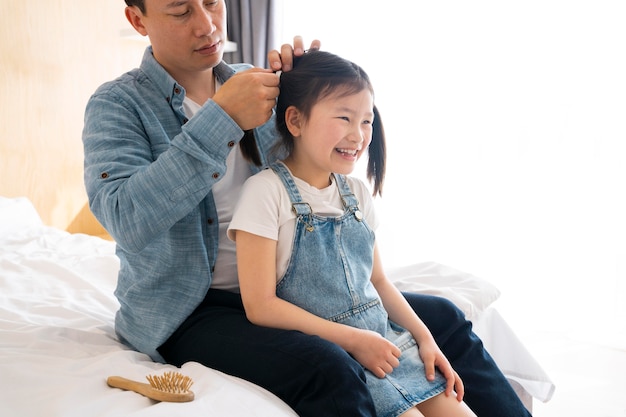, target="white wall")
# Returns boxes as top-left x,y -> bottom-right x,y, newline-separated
280,1 -> 626,343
